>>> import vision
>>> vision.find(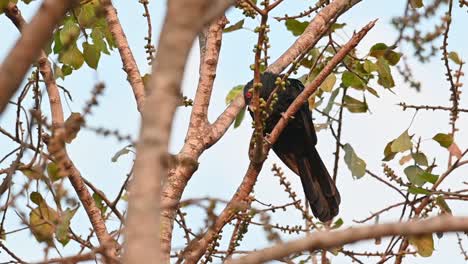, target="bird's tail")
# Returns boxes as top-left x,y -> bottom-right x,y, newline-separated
296,148 -> 340,222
